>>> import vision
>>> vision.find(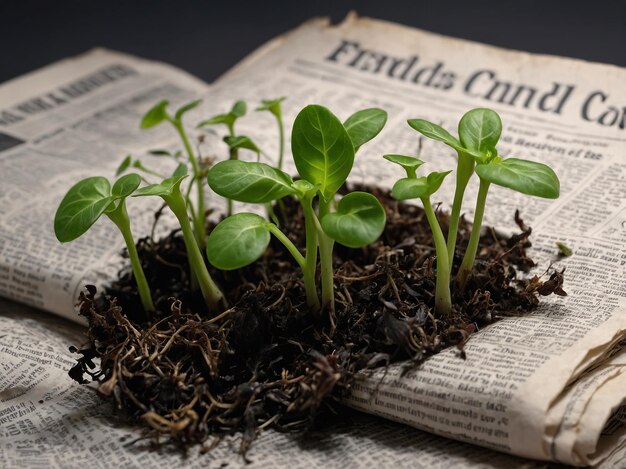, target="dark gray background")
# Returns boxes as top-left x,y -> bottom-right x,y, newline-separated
1,0 -> 625,84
